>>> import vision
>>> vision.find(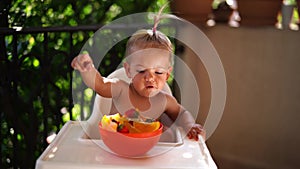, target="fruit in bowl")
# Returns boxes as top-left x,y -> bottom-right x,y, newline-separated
98,109 -> 163,157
